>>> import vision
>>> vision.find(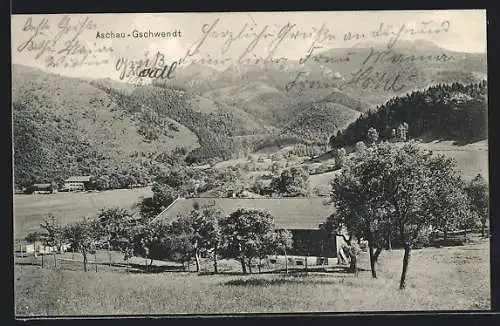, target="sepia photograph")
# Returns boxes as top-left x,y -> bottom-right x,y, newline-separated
11,9 -> 490,316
